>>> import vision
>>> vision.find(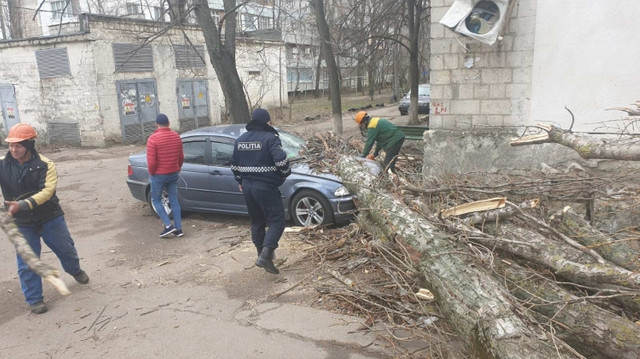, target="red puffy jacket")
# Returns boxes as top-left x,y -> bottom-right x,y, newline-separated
146,127 -> 184,175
